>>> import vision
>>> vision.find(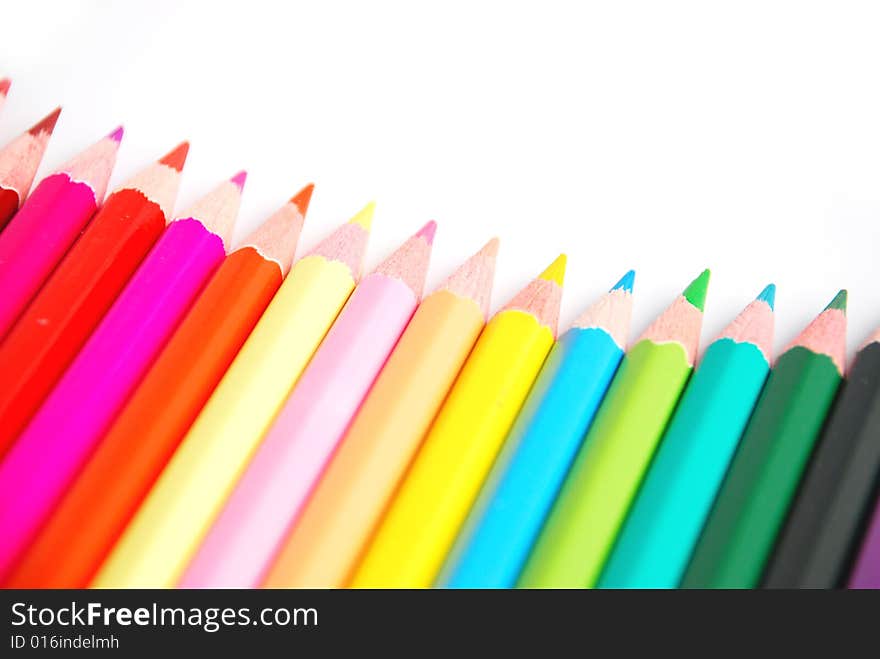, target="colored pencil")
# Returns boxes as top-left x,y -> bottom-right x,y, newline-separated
182,222 -> 435,588
518,269 -> 710,588
682,290 -> 847,589
351,255 -> 566,588
0,127 -> 122,338
93,203 -> 374,588
0,173 -> 243,582
0,107 -> 61,231
764,327 -> 880,588
850,486 -> 880,588
264,238 -> 499,588
599,285 -> 775,589
443,271 -> 635,589
0,143 -> 188,456
5,185 -> 312,589
0,78 -> 9,115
